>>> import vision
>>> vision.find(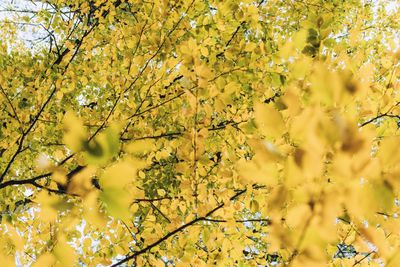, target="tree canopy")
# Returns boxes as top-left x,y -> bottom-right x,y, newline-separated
0,0 -> 400,266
